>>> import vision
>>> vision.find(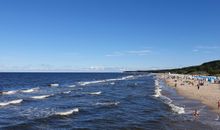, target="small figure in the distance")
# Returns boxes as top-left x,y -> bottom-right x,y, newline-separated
218,100 -> 220,109
193,109 -> 199,120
